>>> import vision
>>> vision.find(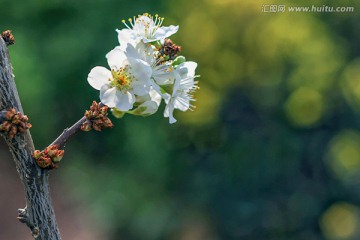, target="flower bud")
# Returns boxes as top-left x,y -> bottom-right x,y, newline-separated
3,121 -> 12,132
9,125 -> 18,139
36,156 -> 52,168
46,146 -> 57,158
81,121 -> 93,132
21,115 -> 29,122
1,30 -> 15,46
5,109 -> 16,120
103,118 -> 114,128
52,150 -> 64,163
0,109 -> 32,138
12,114 -> 20,124
172,56 -> 186,67
100,106 -> 109,115
84,110 -> 91,118
32,150 -> 42,159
